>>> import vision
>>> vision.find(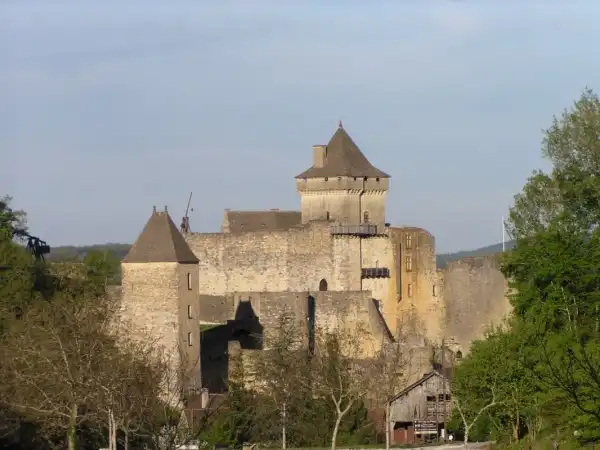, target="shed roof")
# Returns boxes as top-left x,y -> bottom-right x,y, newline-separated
389,371 -> 448,403
296,123 -> 390,179
122,207 -> 199,264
